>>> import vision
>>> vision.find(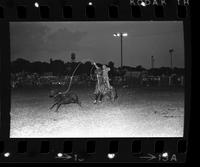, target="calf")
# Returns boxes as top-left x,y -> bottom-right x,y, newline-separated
49,90 -> 81,112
